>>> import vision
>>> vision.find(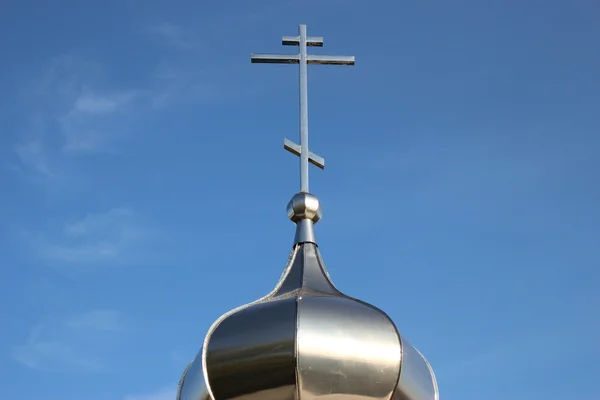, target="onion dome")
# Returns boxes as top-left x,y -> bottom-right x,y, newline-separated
176,24 -> 439,400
